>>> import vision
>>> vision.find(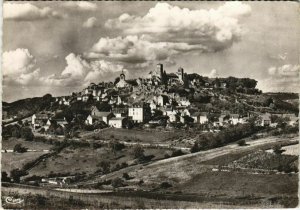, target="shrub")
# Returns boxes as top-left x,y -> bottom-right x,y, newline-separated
13,143 -> 28,153
272,144 -> 283,155
237,139 -> 246,146
122,173 -> 130,180
20,127 -> 34,141
160,181 -> 172,188
97,161 -> 110,174
111,177 -> 124,188
132,144 -> 144,159
190,142 -> 201,153
171,149 -> 184,157
10,168 -> 27,183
